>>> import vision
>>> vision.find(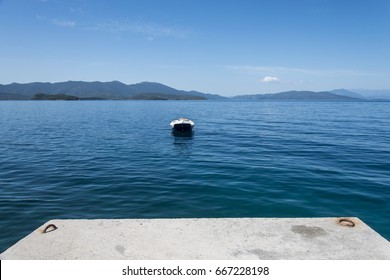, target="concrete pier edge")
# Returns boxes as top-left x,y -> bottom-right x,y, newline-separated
1,217 -> 390,260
